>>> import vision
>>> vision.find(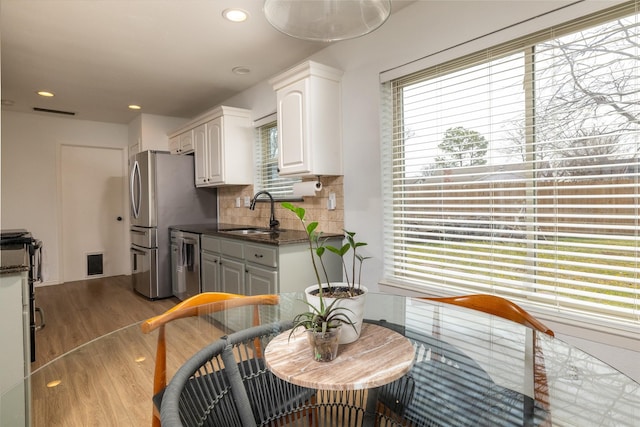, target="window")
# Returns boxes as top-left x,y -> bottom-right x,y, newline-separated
254,117 -> 300,196
382,2 -> 639,330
